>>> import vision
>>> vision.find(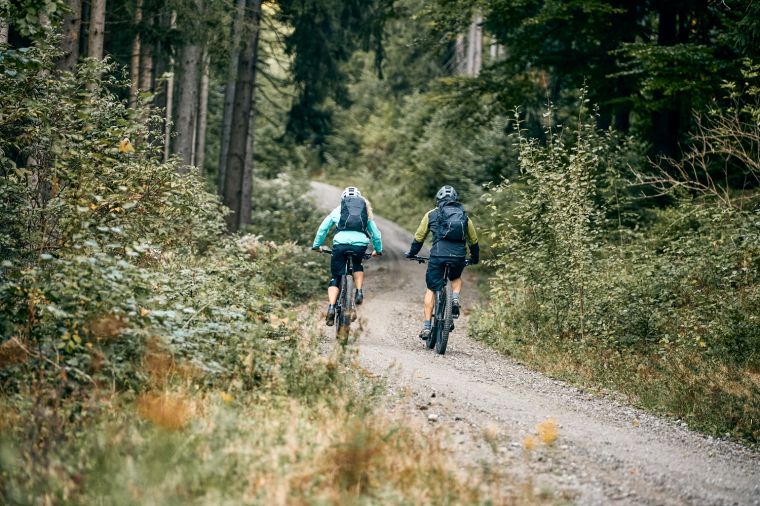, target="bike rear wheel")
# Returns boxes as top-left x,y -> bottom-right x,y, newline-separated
336,275 -> 353,342
435,284 -> 453,355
